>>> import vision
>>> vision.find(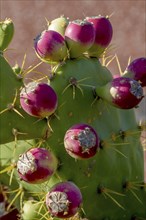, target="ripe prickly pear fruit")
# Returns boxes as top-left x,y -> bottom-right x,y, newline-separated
0,18 -> 14,51
96,77 -> 144,109
34,30 -> 68,63
20,82 -> 58,118
64,123 -> 99,159
65,20 -> 95,58
17,148 -> 58,184
48,15 -> 69,36
45,181 -> 82,218
123,57 -> 146,87
86,15 -> 113,57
